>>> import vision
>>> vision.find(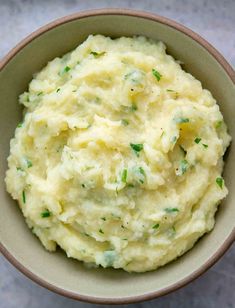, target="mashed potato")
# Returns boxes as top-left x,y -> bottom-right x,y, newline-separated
5,35 -> 231,272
